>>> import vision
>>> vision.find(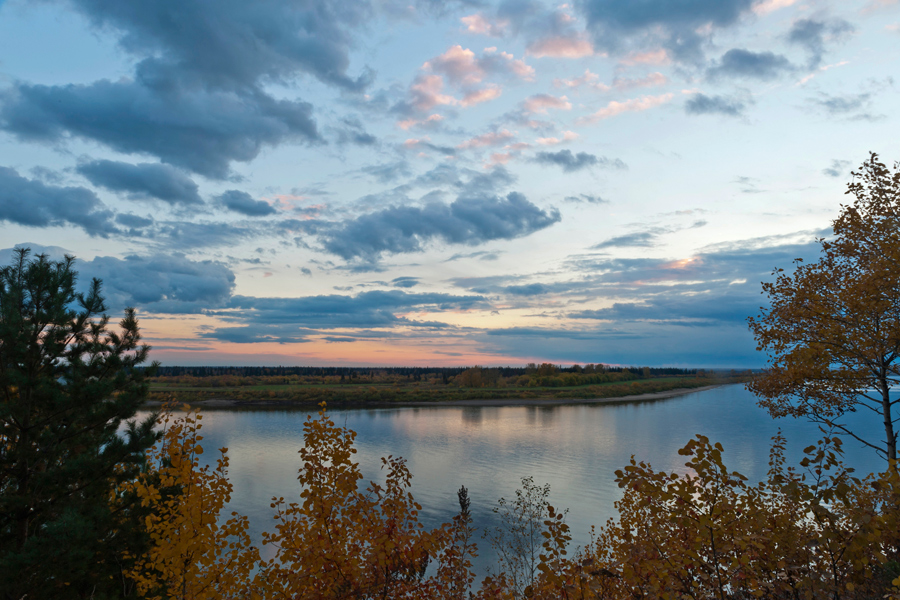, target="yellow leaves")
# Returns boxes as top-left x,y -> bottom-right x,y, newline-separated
125,405 -> 261,600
